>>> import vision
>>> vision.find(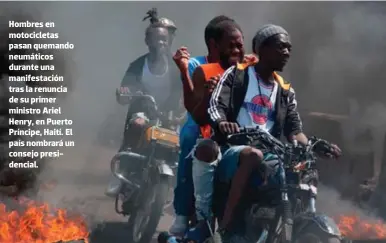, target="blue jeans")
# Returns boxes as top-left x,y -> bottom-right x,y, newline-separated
217,145 -> 279,185
190,141 -> 225,221
192,145 -> 279,220
173,121 -> 200,216
216,146 -> 248,183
